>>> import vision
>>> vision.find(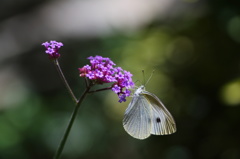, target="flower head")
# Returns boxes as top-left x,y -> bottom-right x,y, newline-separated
79,55 -> 134,102
42,40 -> 63,59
